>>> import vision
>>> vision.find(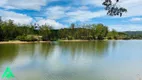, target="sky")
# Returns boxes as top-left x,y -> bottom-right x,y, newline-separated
0,0 -> 142,31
